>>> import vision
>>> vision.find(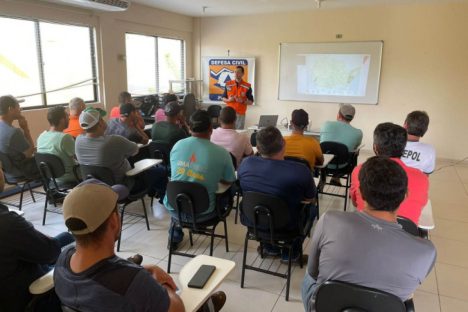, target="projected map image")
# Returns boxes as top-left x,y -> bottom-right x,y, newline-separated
297,54 -> 371,97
